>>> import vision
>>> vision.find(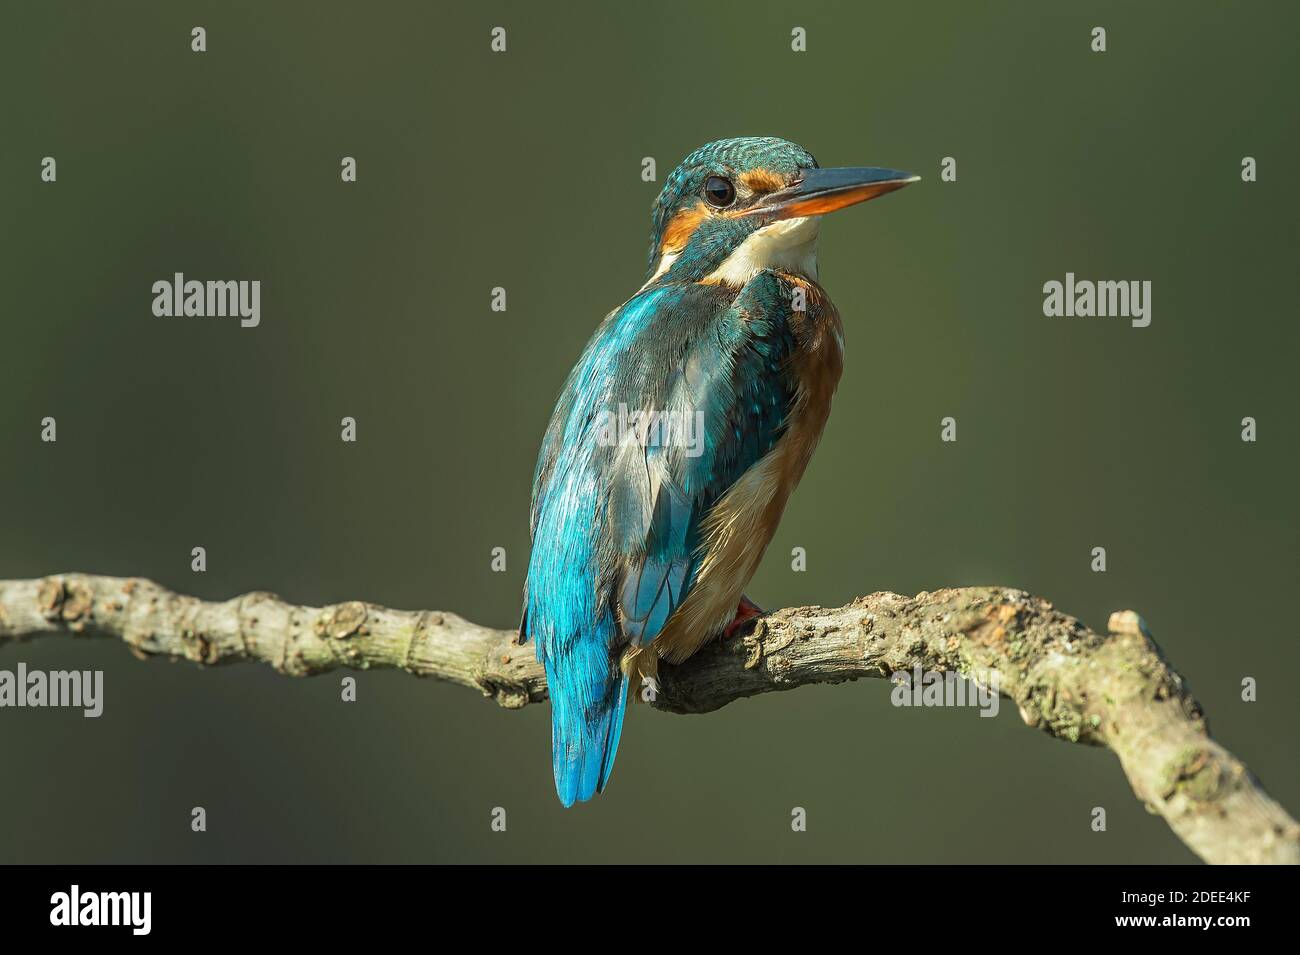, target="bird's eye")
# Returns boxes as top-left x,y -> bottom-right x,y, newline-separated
703,175 -> 736,208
